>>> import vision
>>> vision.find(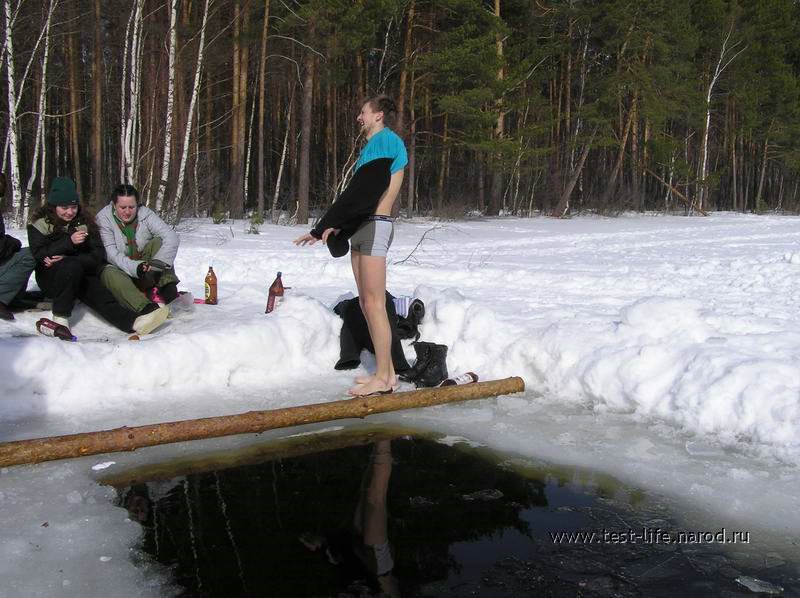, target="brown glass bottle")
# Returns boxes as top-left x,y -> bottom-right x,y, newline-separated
204,267 -> 218,305
36,318 -> 77,342
265,272 -> 284,313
